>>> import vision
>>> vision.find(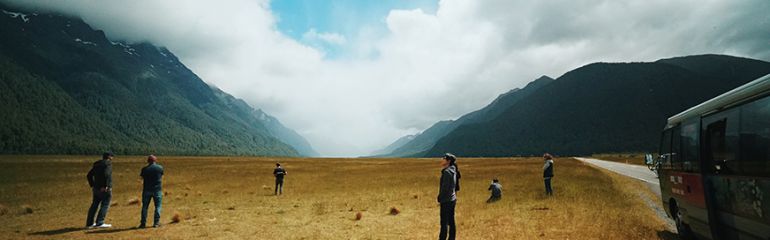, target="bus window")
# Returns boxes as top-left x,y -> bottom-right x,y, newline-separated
671,125 -> 681,170
702,108 -> 740,175
680,119 -> 700,172
739,95 -> 770,177
659,128 -> 673,169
